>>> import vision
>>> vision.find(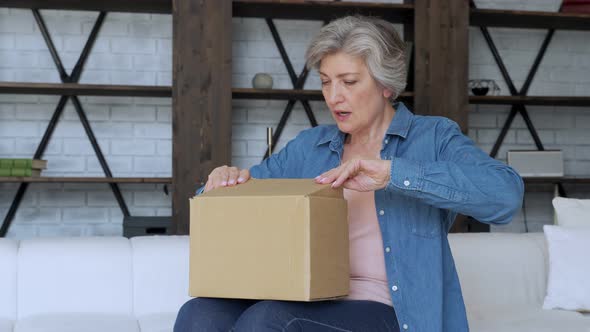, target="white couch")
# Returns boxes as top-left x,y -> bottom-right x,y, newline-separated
0,236 -> 191,332
0,233 -> 589,332
450,232 -> 590,332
